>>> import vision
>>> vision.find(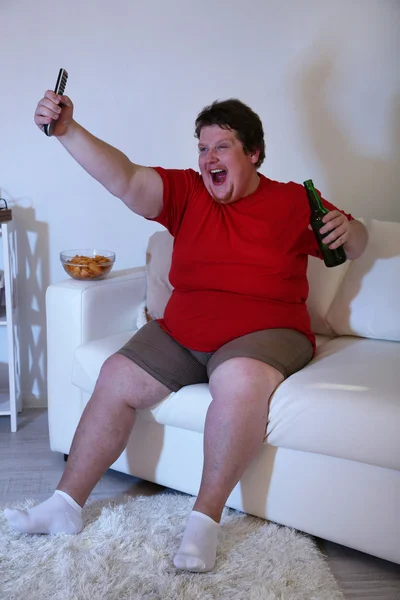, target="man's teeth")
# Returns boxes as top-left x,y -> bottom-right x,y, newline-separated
210,169 -> 224,174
